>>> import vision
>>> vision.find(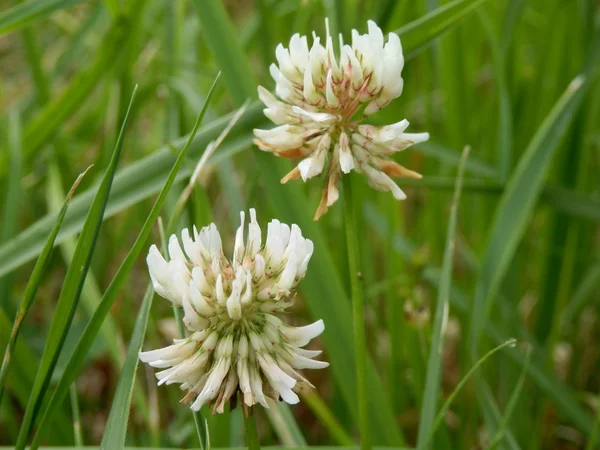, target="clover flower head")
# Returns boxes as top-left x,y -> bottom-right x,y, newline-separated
253,19 -> 429,219
139,209 -> 328,414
